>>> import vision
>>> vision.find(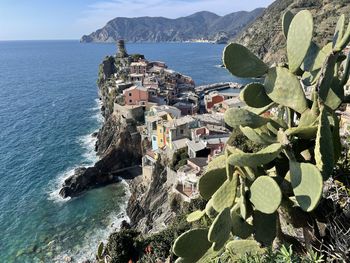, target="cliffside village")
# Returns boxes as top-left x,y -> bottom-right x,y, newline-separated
103,41 -> 350,202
